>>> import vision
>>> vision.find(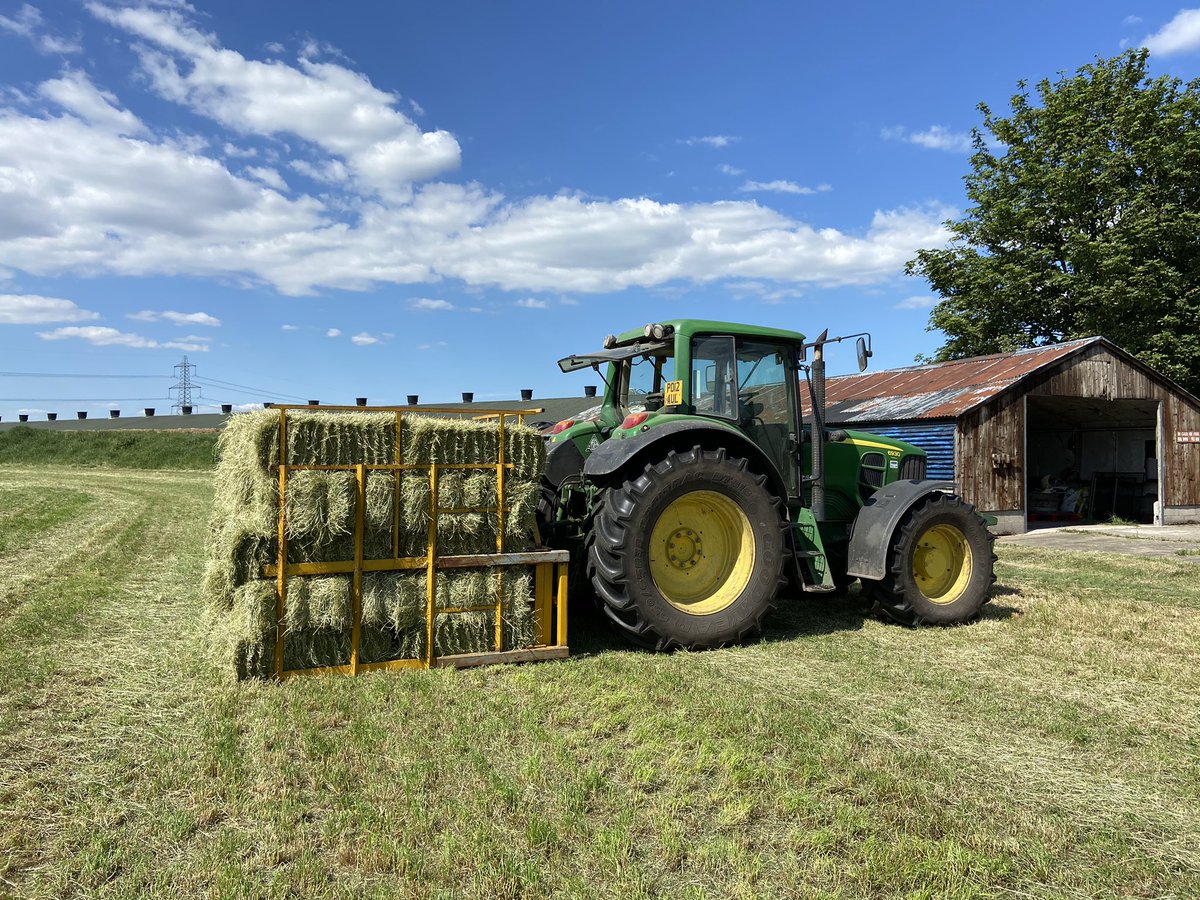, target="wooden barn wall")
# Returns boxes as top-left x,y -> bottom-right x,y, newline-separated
956,398 -> 1024,511
1022,345 -> 1200,507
